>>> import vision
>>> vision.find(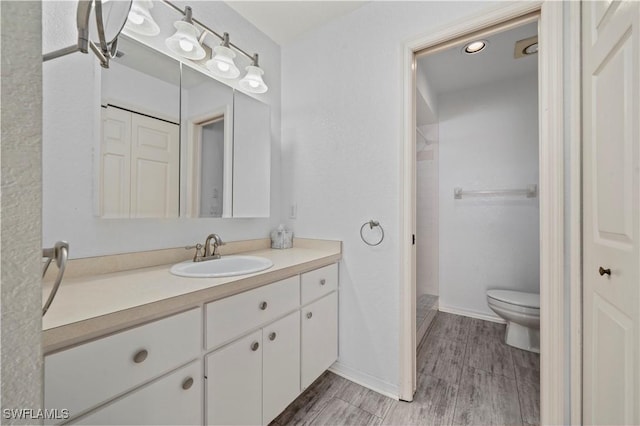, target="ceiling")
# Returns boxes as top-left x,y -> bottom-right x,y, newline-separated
225,1 -> 367,45
417,22 -> 538,96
